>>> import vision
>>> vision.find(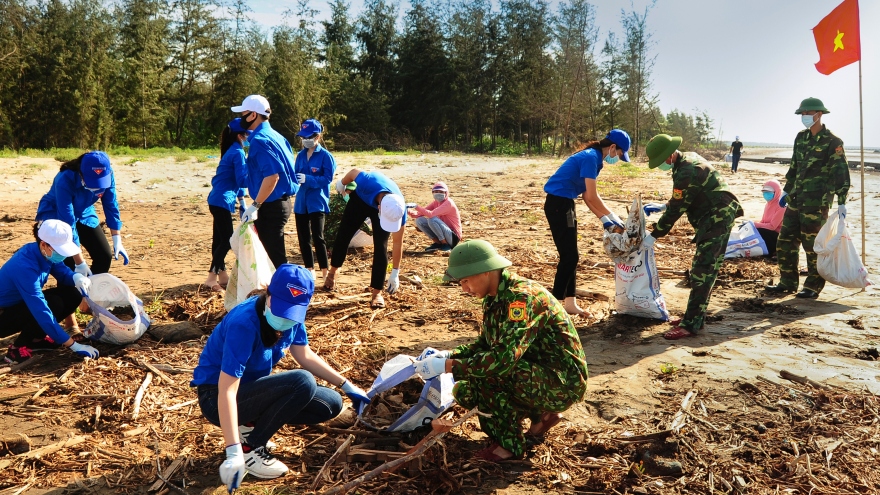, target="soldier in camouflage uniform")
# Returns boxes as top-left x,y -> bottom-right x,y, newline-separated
642,134 -> 743,340
411,240 -> 588,461
766,98 -> 850,299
